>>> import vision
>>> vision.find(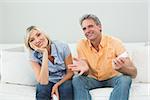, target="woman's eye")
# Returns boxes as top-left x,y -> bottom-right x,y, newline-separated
37,33 -> 41,37
29,39 -> 34,42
